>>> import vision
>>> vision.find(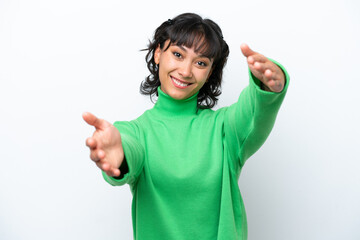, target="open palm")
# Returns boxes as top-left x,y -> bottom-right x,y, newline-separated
240,43 -> 285,93
83,112 -> 124,177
